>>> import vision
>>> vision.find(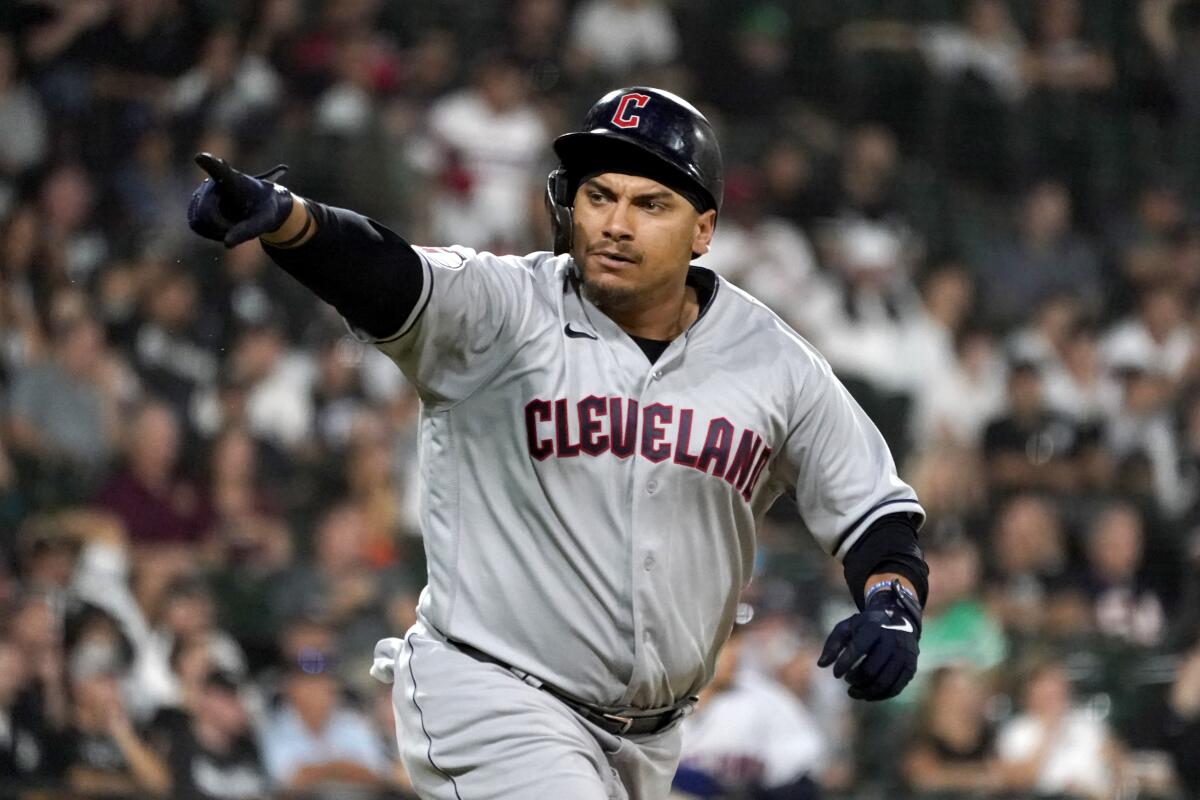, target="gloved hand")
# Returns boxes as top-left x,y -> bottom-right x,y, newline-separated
187,152 -> 293,248
817,579 -> 921,701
